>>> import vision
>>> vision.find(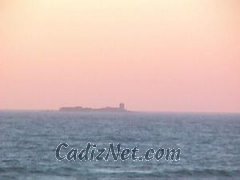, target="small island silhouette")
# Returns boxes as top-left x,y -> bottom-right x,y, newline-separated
59,103 -> 128,112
